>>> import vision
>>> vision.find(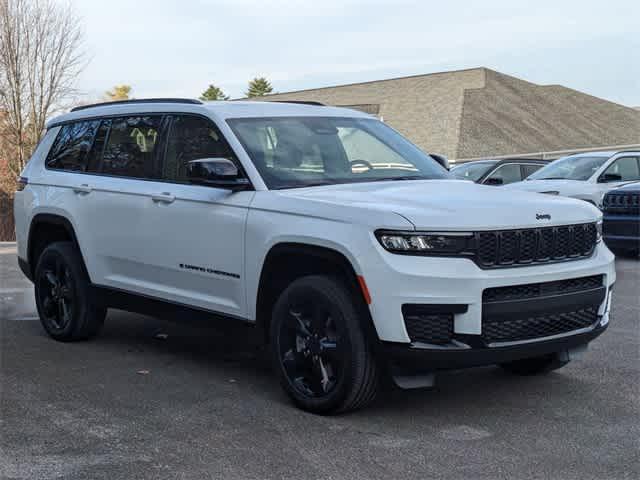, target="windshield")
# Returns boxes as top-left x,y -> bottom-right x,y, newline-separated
450,161 -> 497,181
527,155 -> 608,181
227,116 -> 450,189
